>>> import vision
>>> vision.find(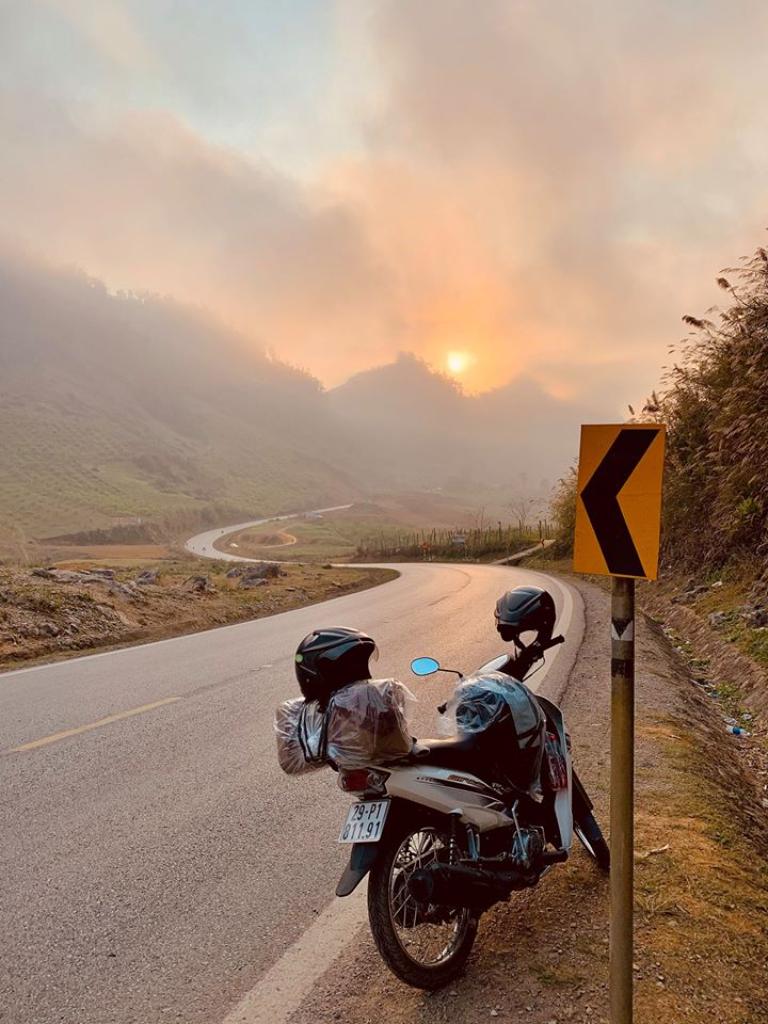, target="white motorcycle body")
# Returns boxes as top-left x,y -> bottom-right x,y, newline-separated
335,672 -> 574,897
